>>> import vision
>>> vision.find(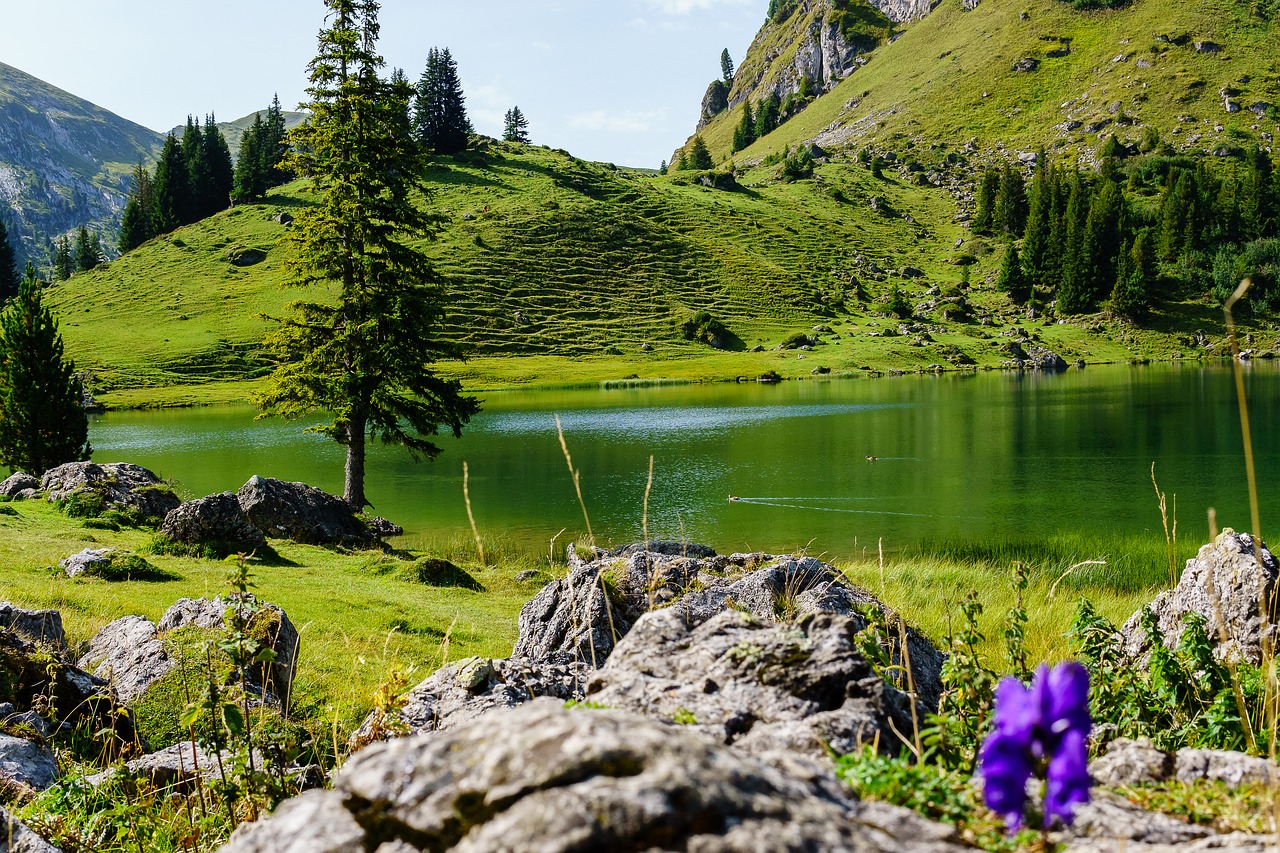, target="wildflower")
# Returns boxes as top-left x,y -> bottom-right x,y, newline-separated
980,661 -> 1092,830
